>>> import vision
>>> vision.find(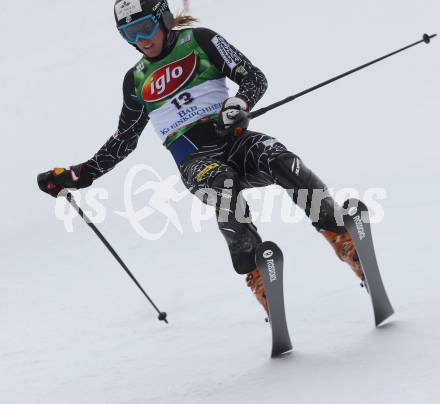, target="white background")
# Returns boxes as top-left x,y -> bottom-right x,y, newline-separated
1,1 -> 439,403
